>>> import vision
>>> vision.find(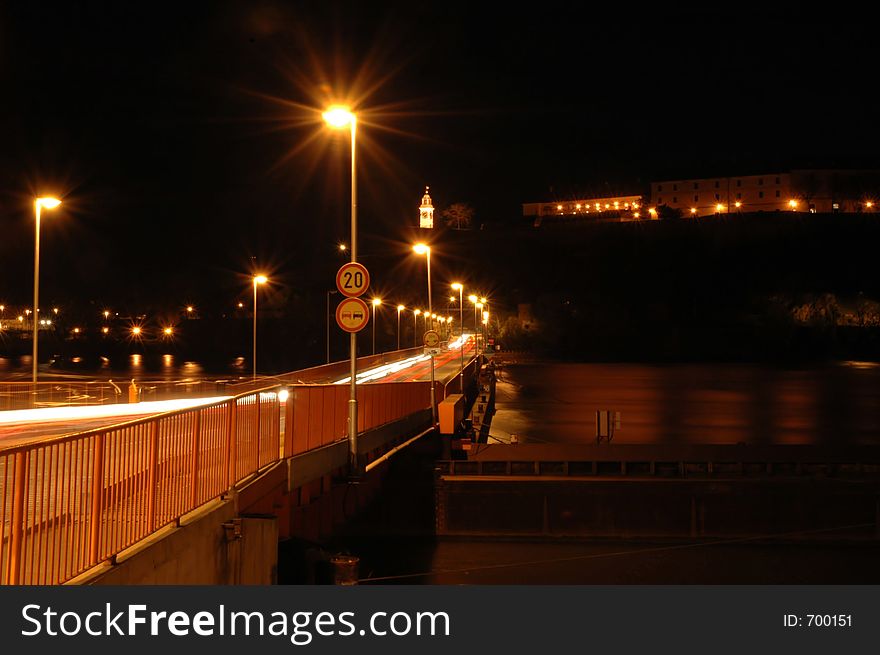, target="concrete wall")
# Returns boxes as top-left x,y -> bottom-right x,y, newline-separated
83,499 -> 278,585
